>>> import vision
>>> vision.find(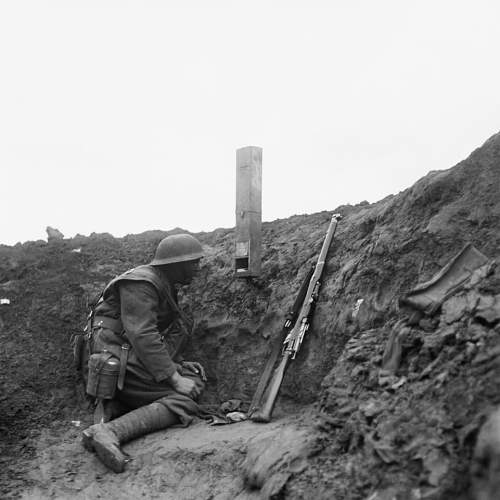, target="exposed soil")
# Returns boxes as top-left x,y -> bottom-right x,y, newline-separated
1,132 -> 500,499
